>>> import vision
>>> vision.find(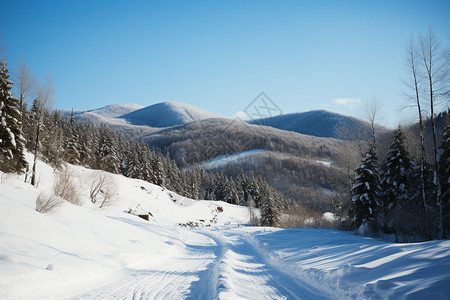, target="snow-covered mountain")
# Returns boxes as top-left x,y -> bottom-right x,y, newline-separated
64,103 -> 143,118
118,101 -> 224,127
85,103 -> 144,118
249,110 -> 387,140
1,154 -> 449,299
